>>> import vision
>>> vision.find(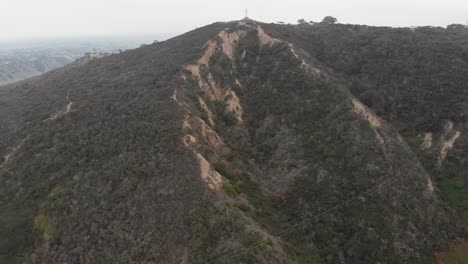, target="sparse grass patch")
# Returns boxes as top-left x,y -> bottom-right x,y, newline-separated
32,185 -> 70,236
441,176 -> 468,224
42,185 -> 69,212
437,242 -> 468,264
249,232 -> 267,251
33,211 -> 55,234
223,182 -> 239,197
214,162 -> 235,181
4,157 -> 17,171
